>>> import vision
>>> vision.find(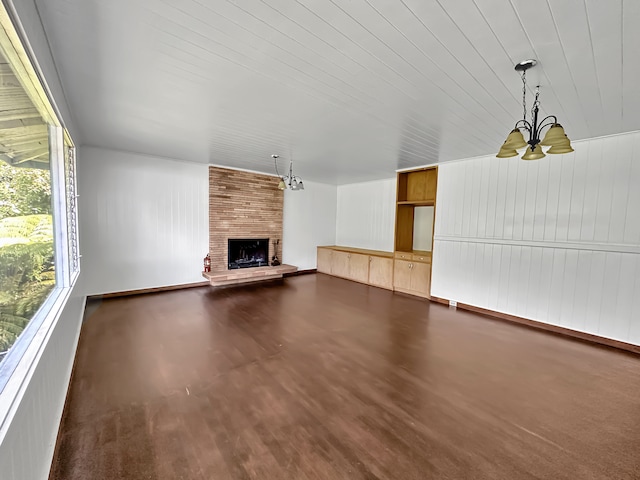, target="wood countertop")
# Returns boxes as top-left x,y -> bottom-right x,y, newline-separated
317,245 -> 394,258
